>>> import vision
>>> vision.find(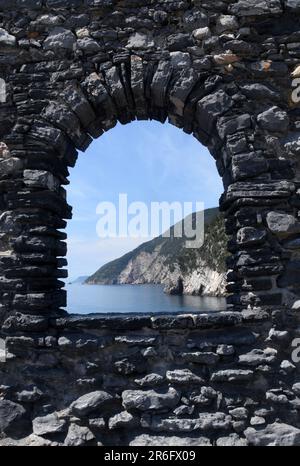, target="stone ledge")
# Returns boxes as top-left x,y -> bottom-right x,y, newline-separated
50,310 -> 270,332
